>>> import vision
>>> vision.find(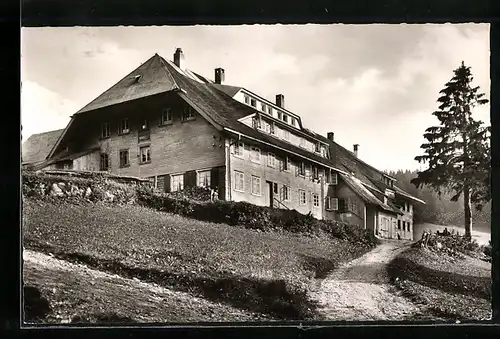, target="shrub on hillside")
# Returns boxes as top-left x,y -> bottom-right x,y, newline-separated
482,240 -> 492,258
137,187 -> 378,246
